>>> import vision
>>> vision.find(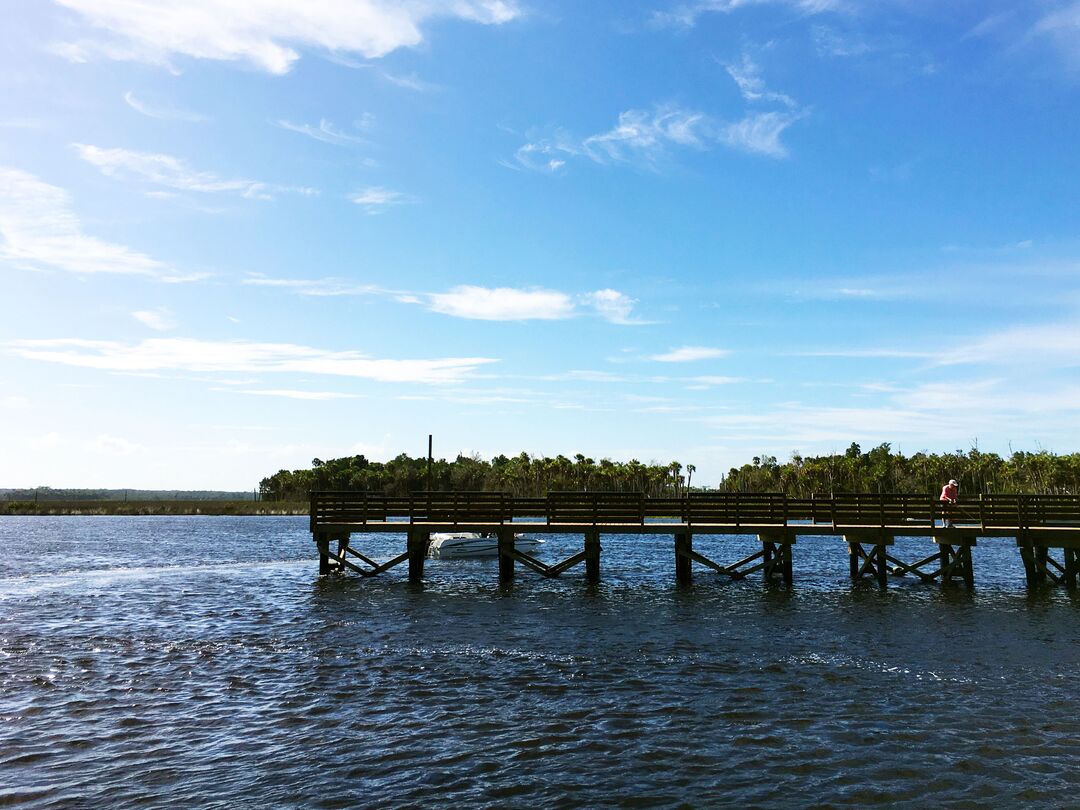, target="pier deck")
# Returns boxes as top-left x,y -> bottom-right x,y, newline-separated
309,491 -> 1080,589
